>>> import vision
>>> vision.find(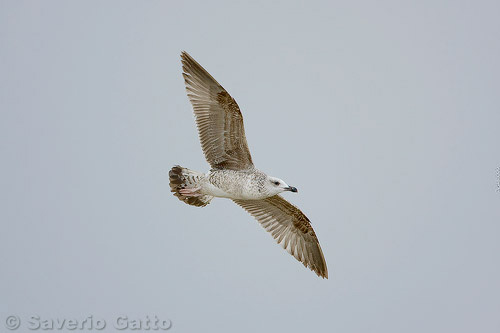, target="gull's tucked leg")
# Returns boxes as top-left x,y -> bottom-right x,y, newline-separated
179,187 -> 202,197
